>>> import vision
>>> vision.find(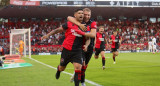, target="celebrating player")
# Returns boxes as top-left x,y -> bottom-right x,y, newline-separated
67,8 -> 97,86
94,26 -> 107,70
109,29 -> 122,64
41,8 -> 95,86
